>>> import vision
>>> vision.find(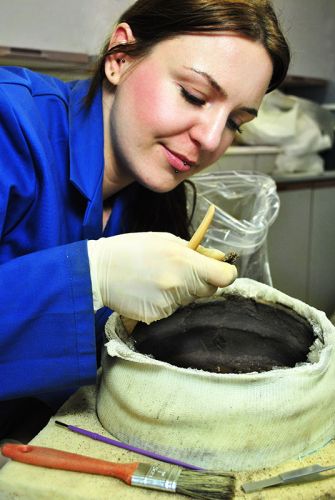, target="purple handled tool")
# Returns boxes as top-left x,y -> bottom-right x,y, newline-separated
55,420 -> 203,471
